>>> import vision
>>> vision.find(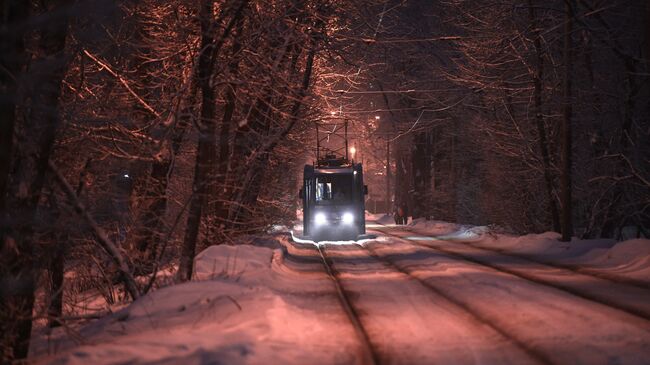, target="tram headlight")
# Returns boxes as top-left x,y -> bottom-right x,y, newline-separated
342,212 -> 354,224
314,212 -> 327,226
